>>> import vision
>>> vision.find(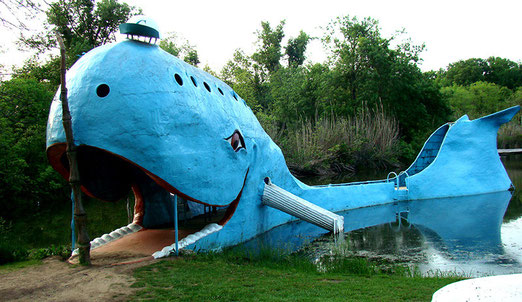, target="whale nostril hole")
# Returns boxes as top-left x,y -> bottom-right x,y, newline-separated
204,82 -> 211,92
174,74 -> 183,86
96,84 -> 110,97
190,76 -> 197,87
